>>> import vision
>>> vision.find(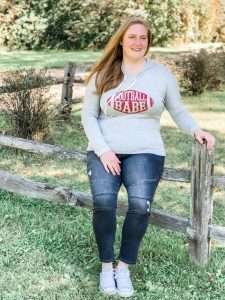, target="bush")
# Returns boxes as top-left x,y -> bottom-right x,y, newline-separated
0,69 -> 54,140
1,0 -> 224,50
6,13 -> 48,50
1,0 -> 183,49
0,1 -> 23,47
0,0 -> 142,50
181,48 -> 225,95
